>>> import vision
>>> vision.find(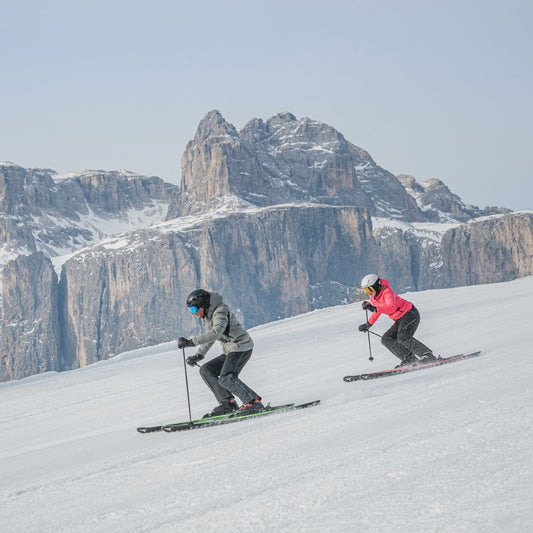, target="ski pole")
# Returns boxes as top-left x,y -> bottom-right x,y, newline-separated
365,309 -> 374,362
181,347 -> 193,425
